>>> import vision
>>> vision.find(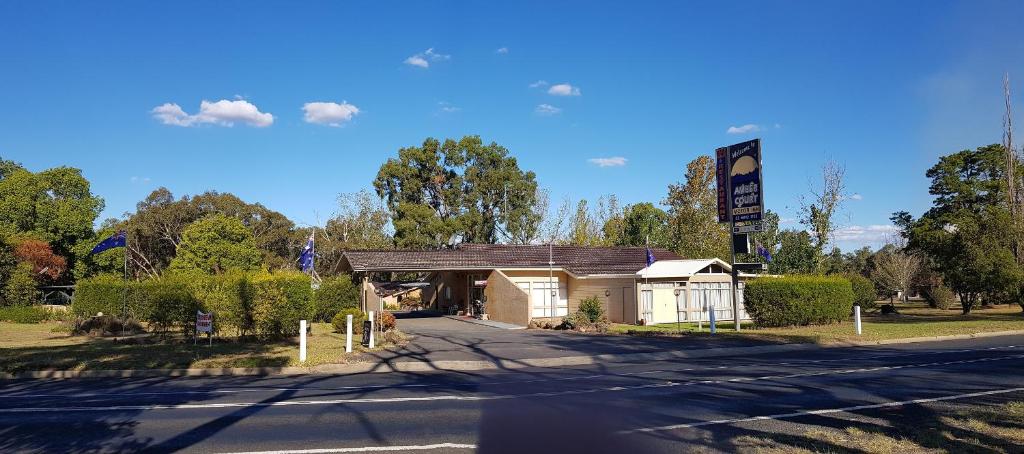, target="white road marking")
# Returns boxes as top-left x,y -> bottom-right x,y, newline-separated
4,344 -> 1020,401
622,386 -> 1024,433
2,353 -> 1022,414
215,442 -> 476,453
